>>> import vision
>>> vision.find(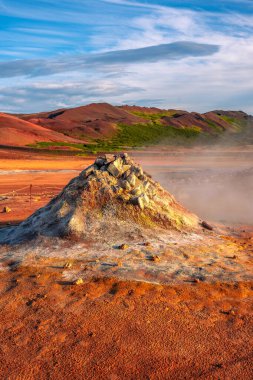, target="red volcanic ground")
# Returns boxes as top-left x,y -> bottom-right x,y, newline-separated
20,103 -> 144,140
0,113 -> 81,147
